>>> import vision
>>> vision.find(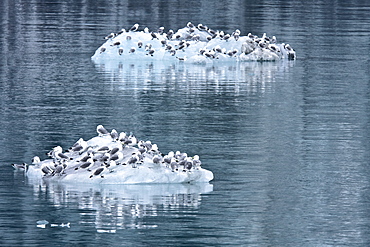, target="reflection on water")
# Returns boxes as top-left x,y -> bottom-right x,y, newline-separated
31,178 -> 212,232
94,60 -> 296,95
